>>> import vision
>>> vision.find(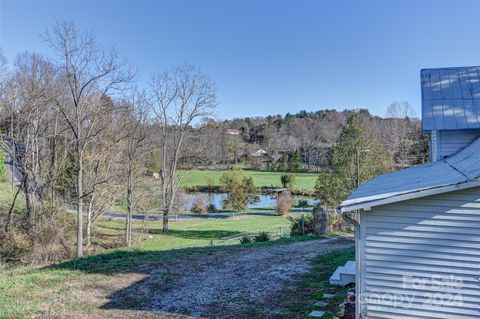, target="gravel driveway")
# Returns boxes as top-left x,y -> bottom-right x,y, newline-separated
101,236 -> 354,319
